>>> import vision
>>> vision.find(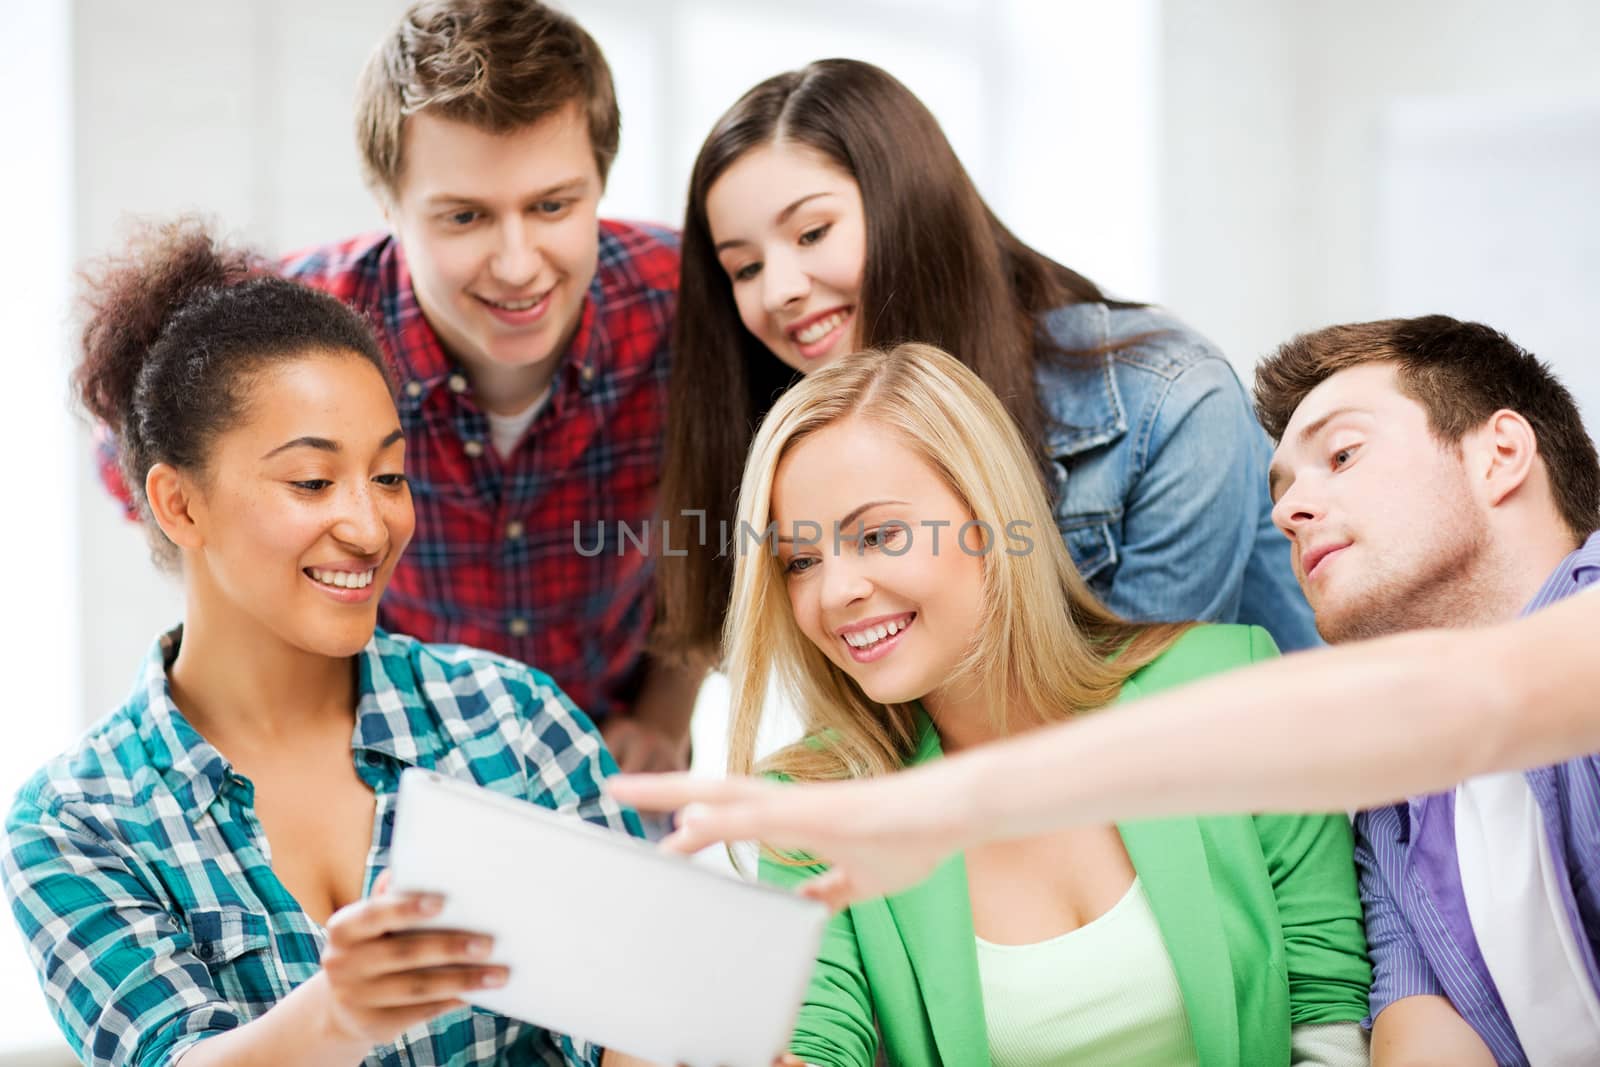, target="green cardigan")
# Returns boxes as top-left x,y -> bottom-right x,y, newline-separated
762,624 -> 1371,1066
